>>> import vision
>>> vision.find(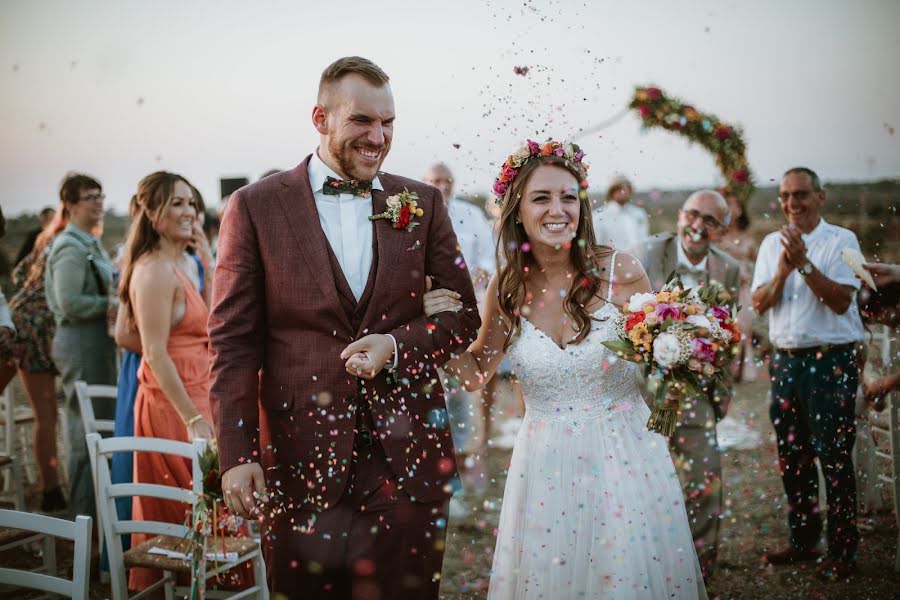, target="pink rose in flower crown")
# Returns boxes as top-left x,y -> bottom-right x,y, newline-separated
655,303 -> 680,321
493,181 -> 508,196
527,139 -> 541,154
691,338 -> 716,363
501,164 -> 517,180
